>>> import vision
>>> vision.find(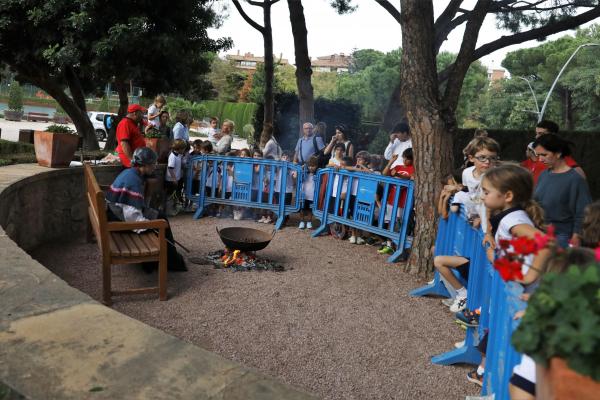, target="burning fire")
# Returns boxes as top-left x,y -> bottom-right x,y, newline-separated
221,249 -> 256,267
